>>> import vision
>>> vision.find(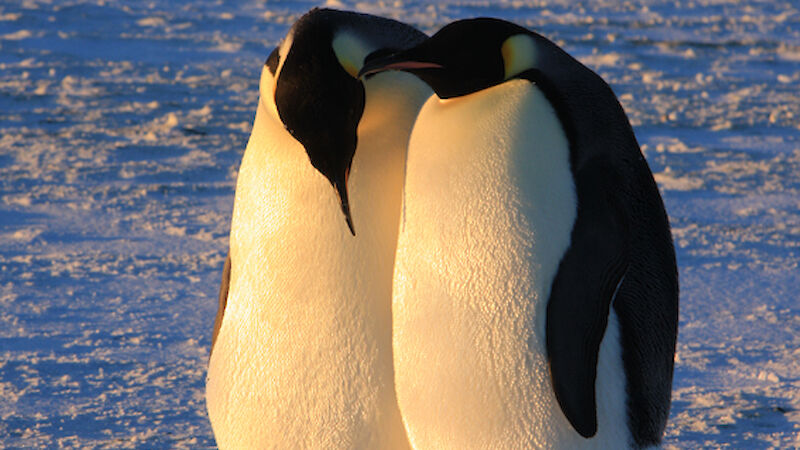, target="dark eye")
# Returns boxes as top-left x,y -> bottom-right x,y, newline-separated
265,46 -> 280,75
